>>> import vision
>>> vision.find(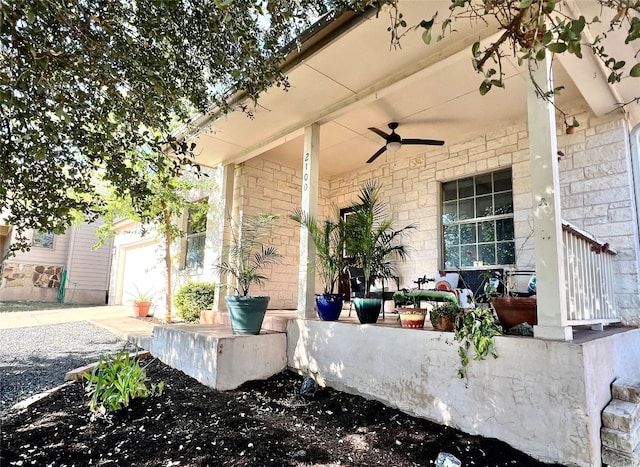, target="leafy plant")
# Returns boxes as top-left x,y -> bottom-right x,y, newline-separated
84,347 -> 164,419
290,207 -> 347,294
430,301 -> 461,326
174,282 -> 216,322
215,213 -> 283,296
454,307 -> 502,380
344,180 -> 415,298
